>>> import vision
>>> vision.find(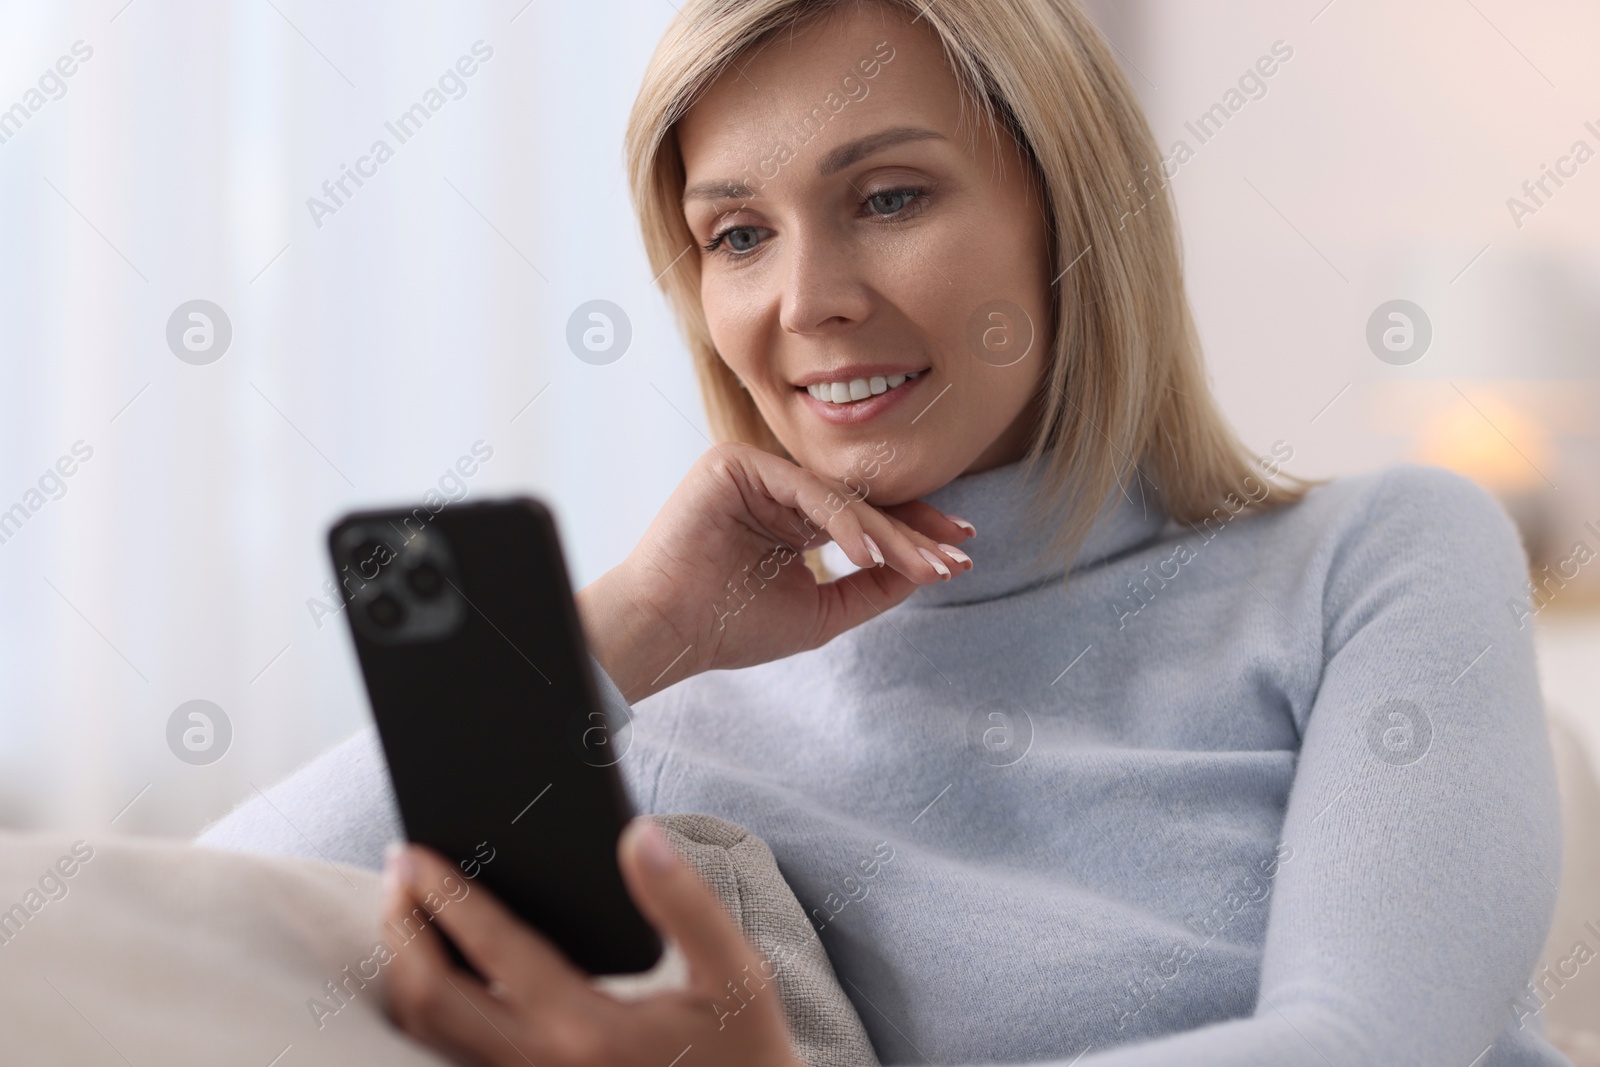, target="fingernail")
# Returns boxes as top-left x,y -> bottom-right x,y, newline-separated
917,546 -> 951,579
939,543 -> 971,567
862,533 -> 885,567
634,821 -> 677,873
945,514 -> 976,538
383,843 -> 414,892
